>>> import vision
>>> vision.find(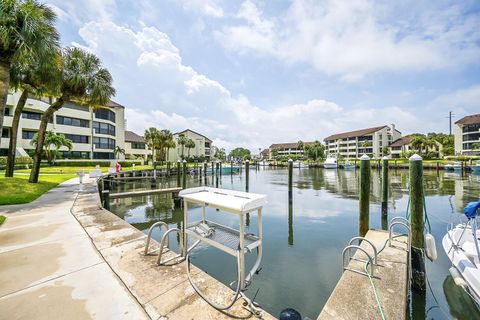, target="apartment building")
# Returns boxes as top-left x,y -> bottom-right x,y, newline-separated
1,90 -> 125,160
266,142 -> 315,159
389,137 -> 443,158
168,129 -> 213,161
124,130 -> 149,160
324,125 -> 401,159
454,114 -> 480,155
